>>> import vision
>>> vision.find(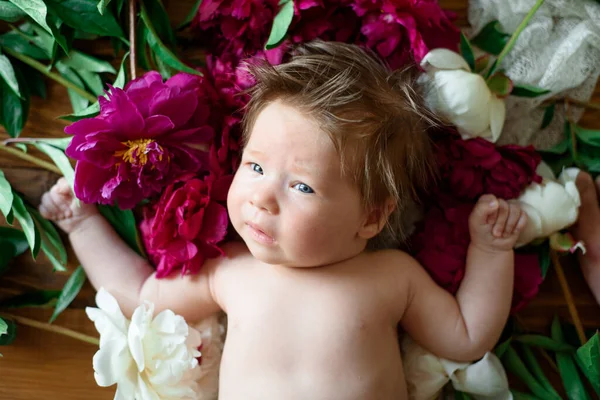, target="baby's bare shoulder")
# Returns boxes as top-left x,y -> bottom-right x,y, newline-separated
362,248 -> 422,272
